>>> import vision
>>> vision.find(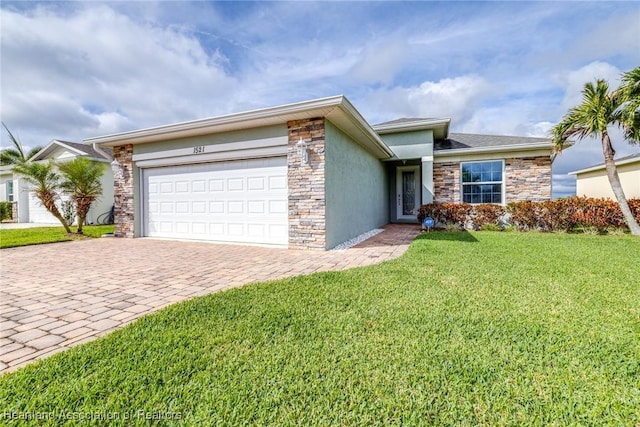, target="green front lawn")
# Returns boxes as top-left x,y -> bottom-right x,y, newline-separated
0,225 -> 115,249
1,232 -> 639,425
